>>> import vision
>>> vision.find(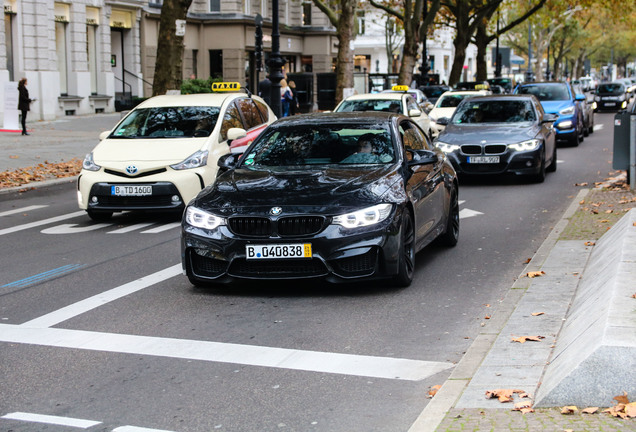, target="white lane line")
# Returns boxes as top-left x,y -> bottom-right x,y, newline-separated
21,264 -> 182,328
1,412 -> 101,428
41,223 -> 112,234
459,208 -> 483,219
0,205 -> 48,217
108,222 -> 155,234
0,324 -> 453,381
0,211 -> 85,236
593,124 -> 604,131
141,222 -> 181,233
